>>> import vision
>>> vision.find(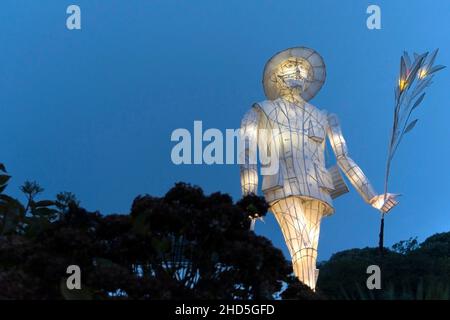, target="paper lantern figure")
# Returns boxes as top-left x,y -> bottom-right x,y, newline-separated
239,47 -> 397,290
